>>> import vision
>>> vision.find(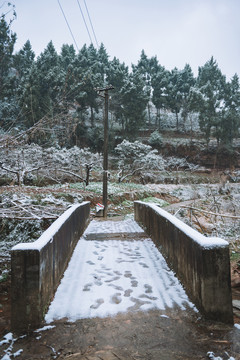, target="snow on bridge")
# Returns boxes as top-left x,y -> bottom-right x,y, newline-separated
45,219 -> 195,323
